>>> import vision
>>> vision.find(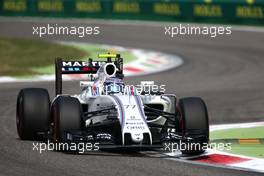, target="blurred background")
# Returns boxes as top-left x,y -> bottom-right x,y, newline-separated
0,0 -> 263,25
0,0 -> 263,78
